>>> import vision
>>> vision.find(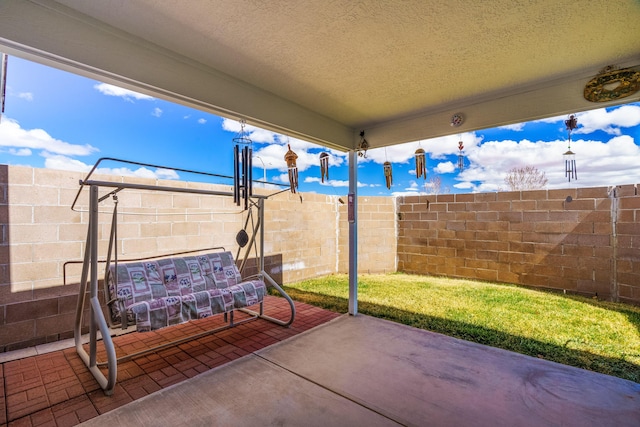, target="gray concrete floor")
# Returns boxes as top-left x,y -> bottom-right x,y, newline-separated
81,314 -> 640,427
